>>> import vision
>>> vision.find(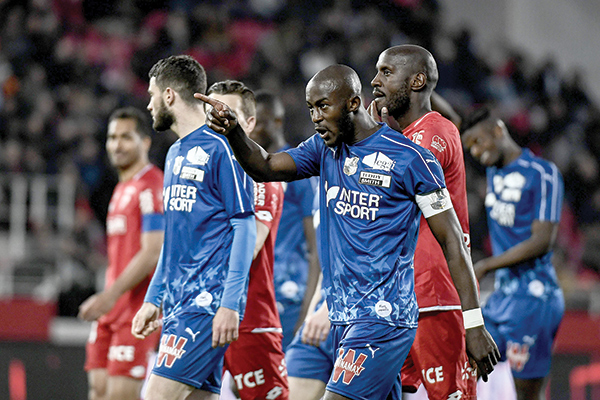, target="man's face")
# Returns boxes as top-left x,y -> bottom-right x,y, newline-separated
207,93 -> 255,135
371,52 -> 412,119
462,123 -> 500,167
306,80 -> 352,148
147,77 -> 175,131
106,118 -> 148,171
